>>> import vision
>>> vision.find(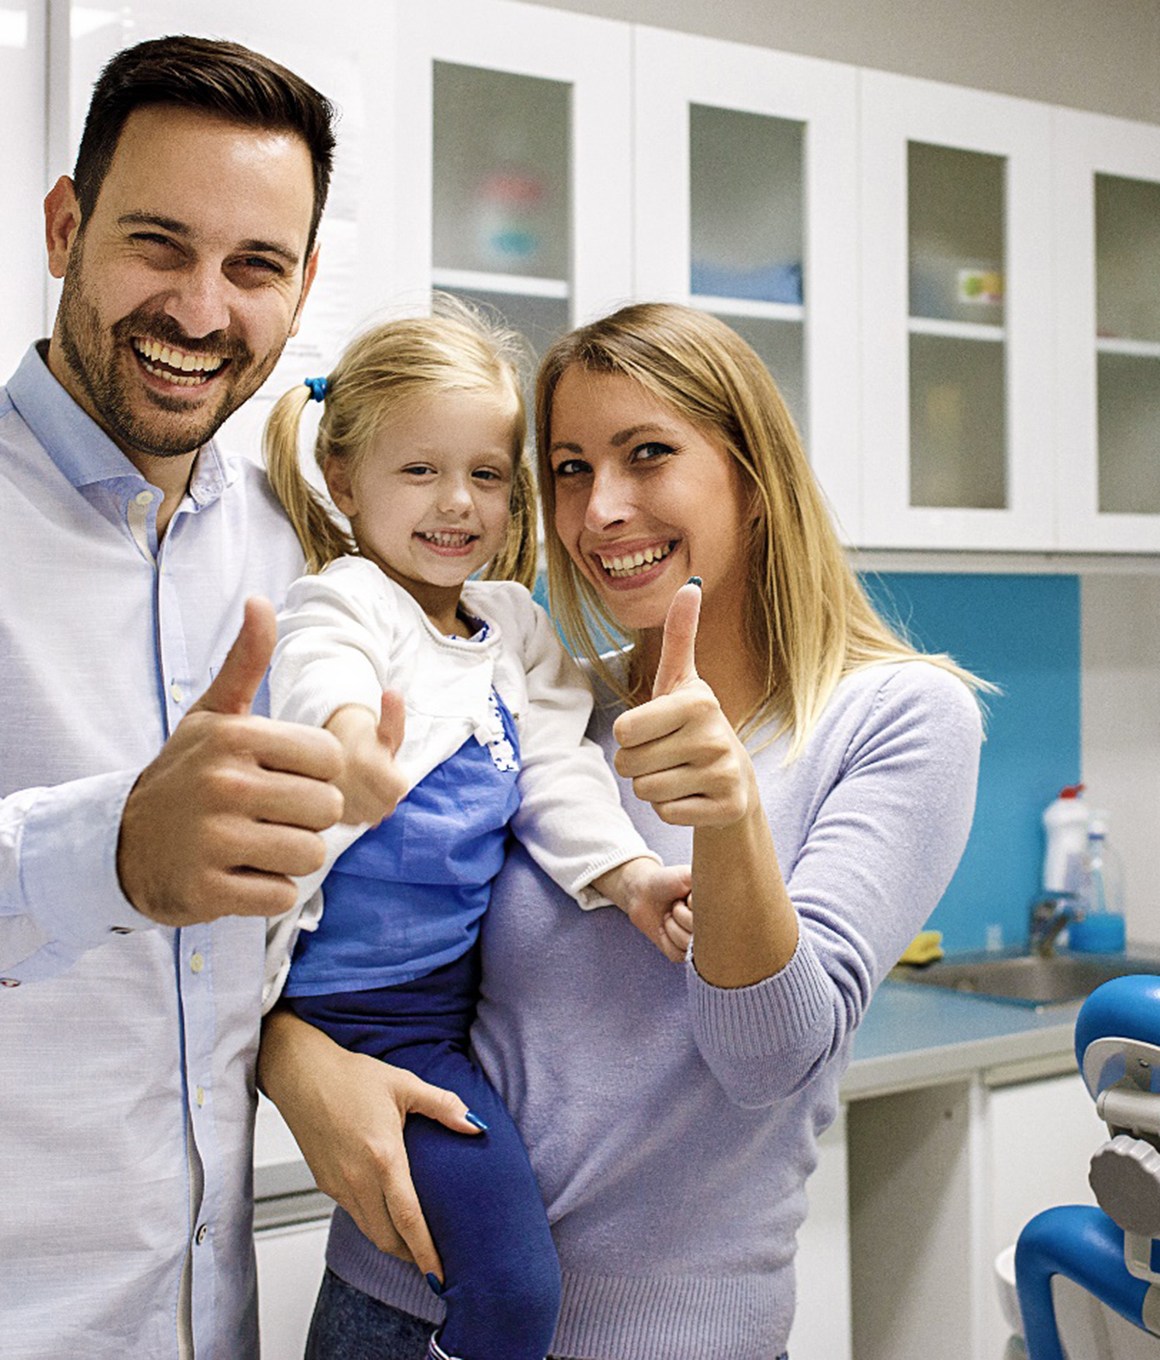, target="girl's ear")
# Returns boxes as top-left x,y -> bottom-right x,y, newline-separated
323,456 -> 357,518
